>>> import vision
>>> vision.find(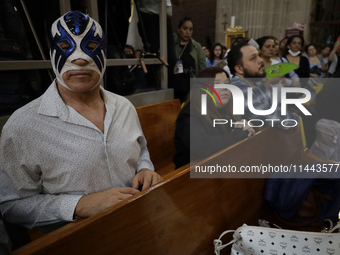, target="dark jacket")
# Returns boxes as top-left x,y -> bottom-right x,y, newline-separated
174,37 -> 206,76
316,80 -> 340,124
173,103 -> 249,169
